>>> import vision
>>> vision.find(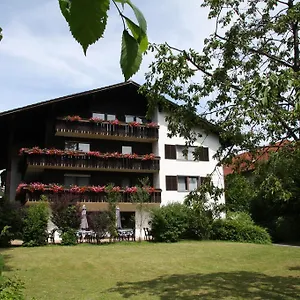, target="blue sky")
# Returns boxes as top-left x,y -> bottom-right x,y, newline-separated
0,1 -> 214,112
